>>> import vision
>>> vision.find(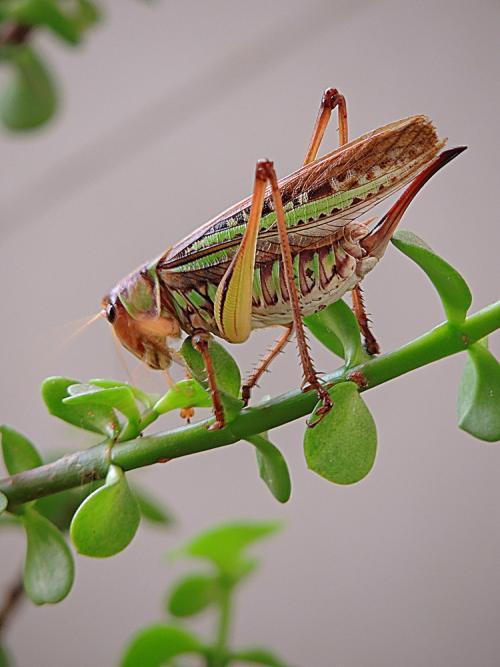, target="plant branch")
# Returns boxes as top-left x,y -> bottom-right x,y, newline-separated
1,302 -> 499,507
0,574 -> 24,637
